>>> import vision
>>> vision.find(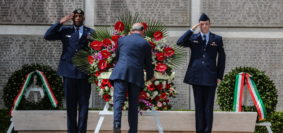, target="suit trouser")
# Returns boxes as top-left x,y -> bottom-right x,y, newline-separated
63,77 -> 91,133
192,85 -> 216,133
113,80 -> 141,133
